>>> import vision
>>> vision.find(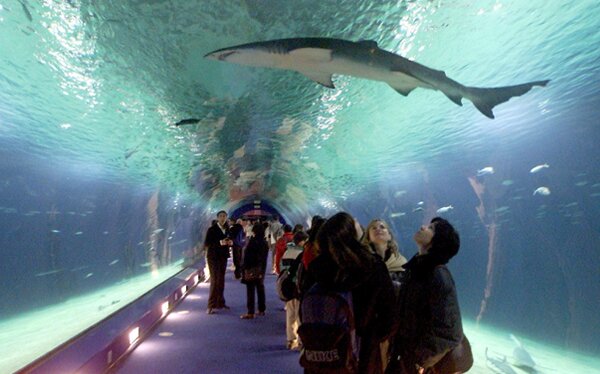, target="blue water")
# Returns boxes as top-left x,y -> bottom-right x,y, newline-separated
1,0 -> 599,369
